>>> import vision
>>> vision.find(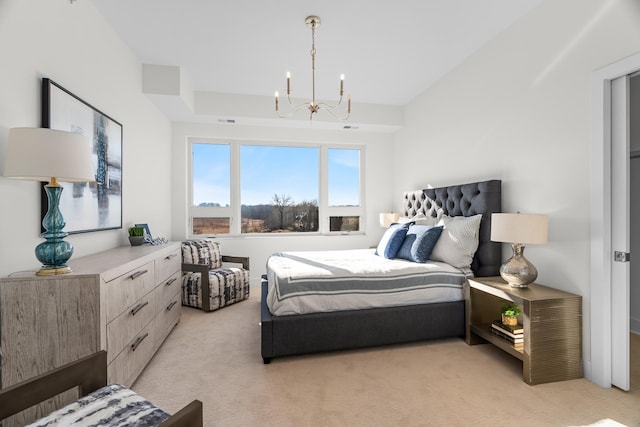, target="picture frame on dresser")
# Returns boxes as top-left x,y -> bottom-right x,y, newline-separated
135,223 -> 152,241
41,78 -> 123,234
